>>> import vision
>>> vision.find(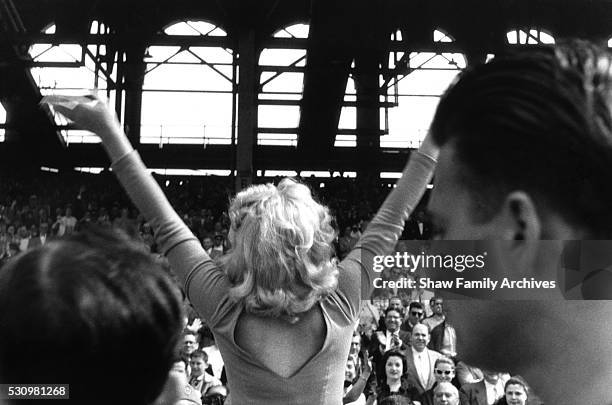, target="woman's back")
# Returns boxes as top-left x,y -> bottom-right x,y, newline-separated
235,306 -> 326,378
